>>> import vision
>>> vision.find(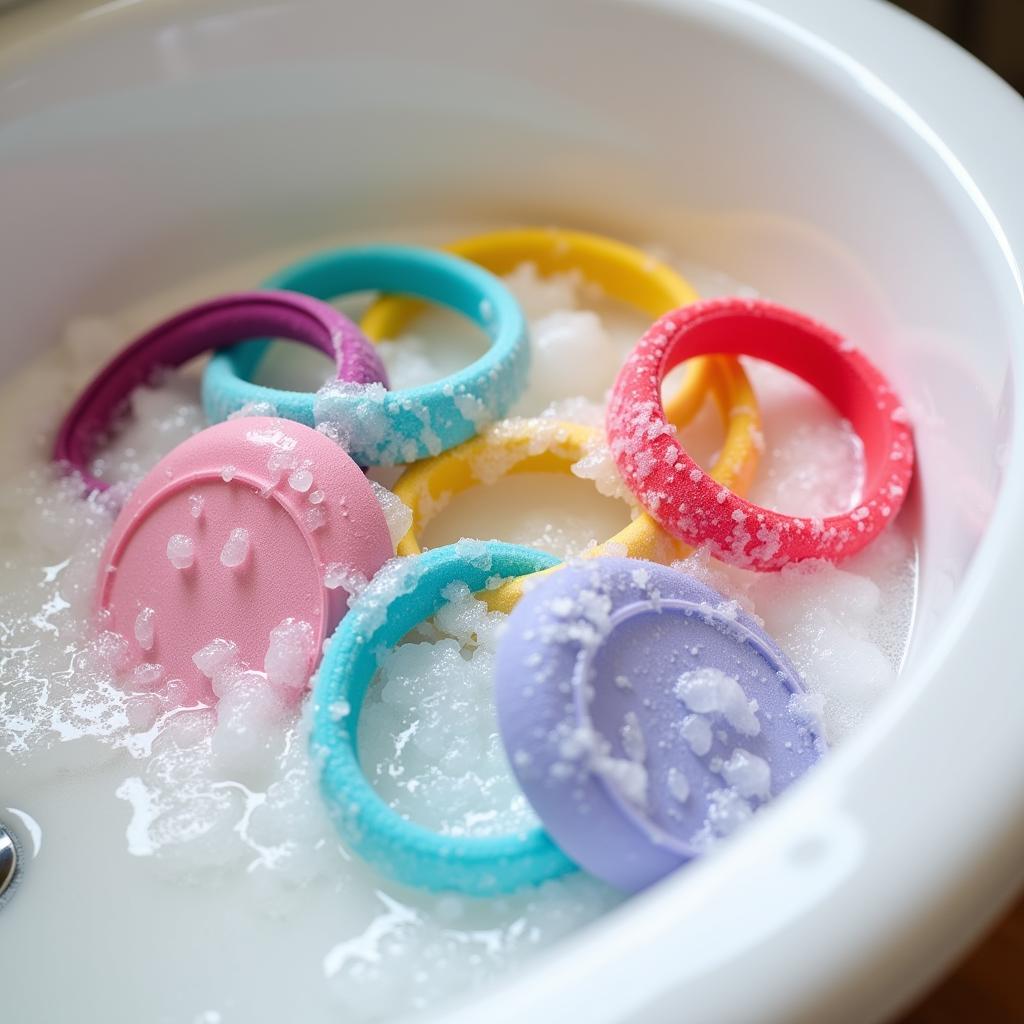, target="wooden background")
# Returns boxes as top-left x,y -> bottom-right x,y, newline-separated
894,0 -> 1024,94
887,2 -> 1021,1020
898,902 -> 1024,1021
